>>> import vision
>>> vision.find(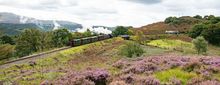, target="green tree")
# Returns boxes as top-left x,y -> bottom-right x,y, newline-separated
83,29 -> 92,37
201,24 -> 220,45
204,15 -> 215,20
189,23 -> 208,38
120,42 -> 144,58
0,44 -> 15,60
192,36 -> 208,54
39,31 -> 53,51
165,17 -> 172,24
72,32 -> 83,39
15,29 -> 42,56
164,16 -> 180,24
127,29 -> 134,35
134,30 -> 145,44
210,17 -> 220,24
52,29 -> 72,47
112,26 -> 129,36
0,35 -> 15,45
193,15 -> 203,19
